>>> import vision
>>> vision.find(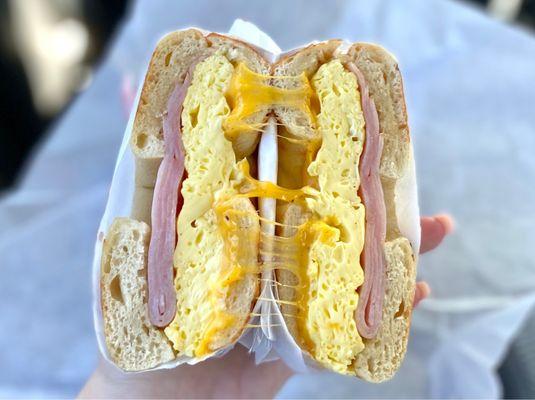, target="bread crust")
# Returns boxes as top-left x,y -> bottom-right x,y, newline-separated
272,40 -> 341,73
131,29 -> 208,189
271,41 -> 341,141
346,43 -> 410,179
